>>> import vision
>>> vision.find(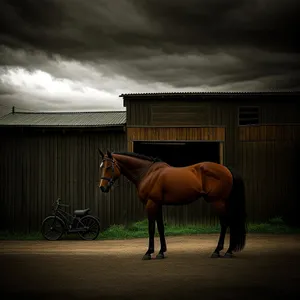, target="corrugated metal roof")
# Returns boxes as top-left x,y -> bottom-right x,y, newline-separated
120,91 -> 300,97
0,111 -> 126,127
